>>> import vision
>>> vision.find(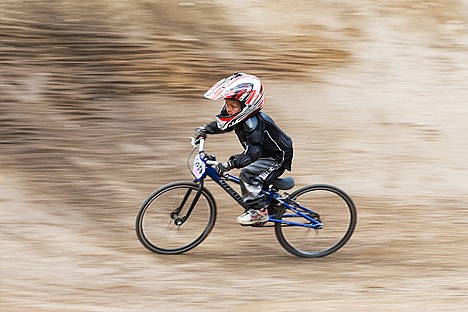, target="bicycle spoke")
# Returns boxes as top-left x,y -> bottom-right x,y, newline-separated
136,182 -> 216,254
275,184 -> 356,258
